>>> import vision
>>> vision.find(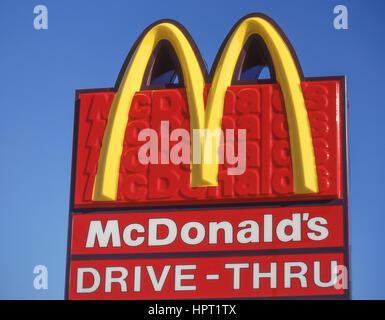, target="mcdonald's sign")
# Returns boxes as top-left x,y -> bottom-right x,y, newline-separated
65,13 -> 350,300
